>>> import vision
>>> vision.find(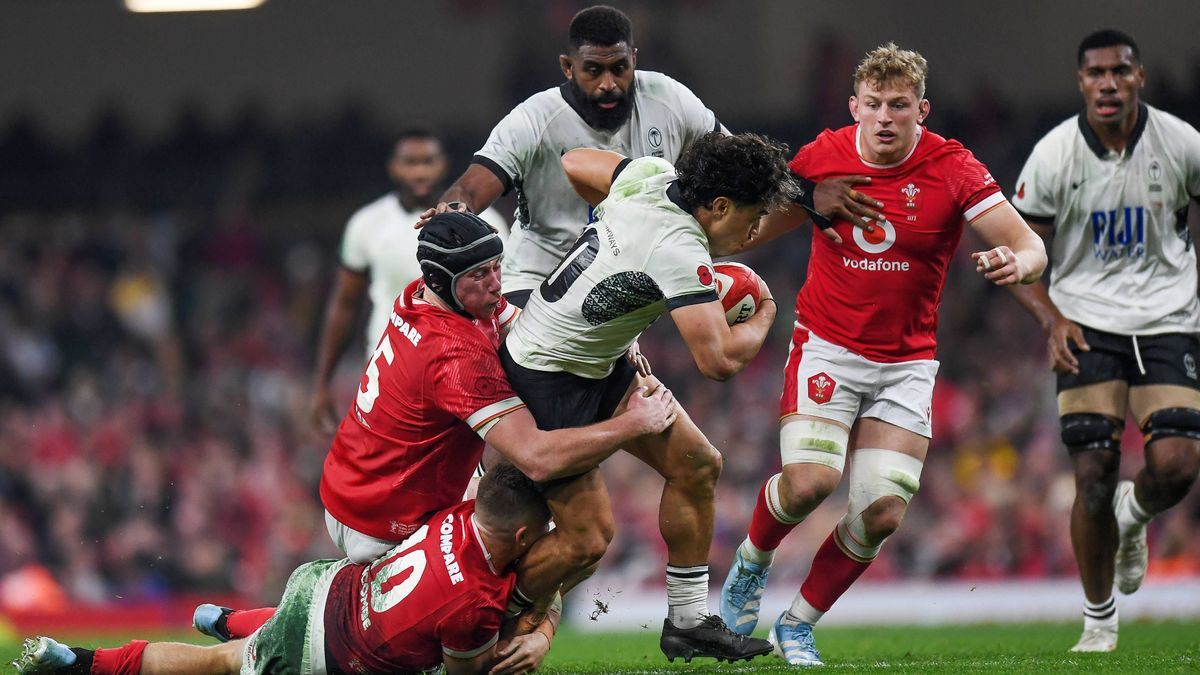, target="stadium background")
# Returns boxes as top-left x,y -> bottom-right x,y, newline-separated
2,0 -> 1199,635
